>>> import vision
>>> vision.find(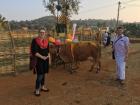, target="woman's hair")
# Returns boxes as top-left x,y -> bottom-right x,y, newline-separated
38,27 -> 47,33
